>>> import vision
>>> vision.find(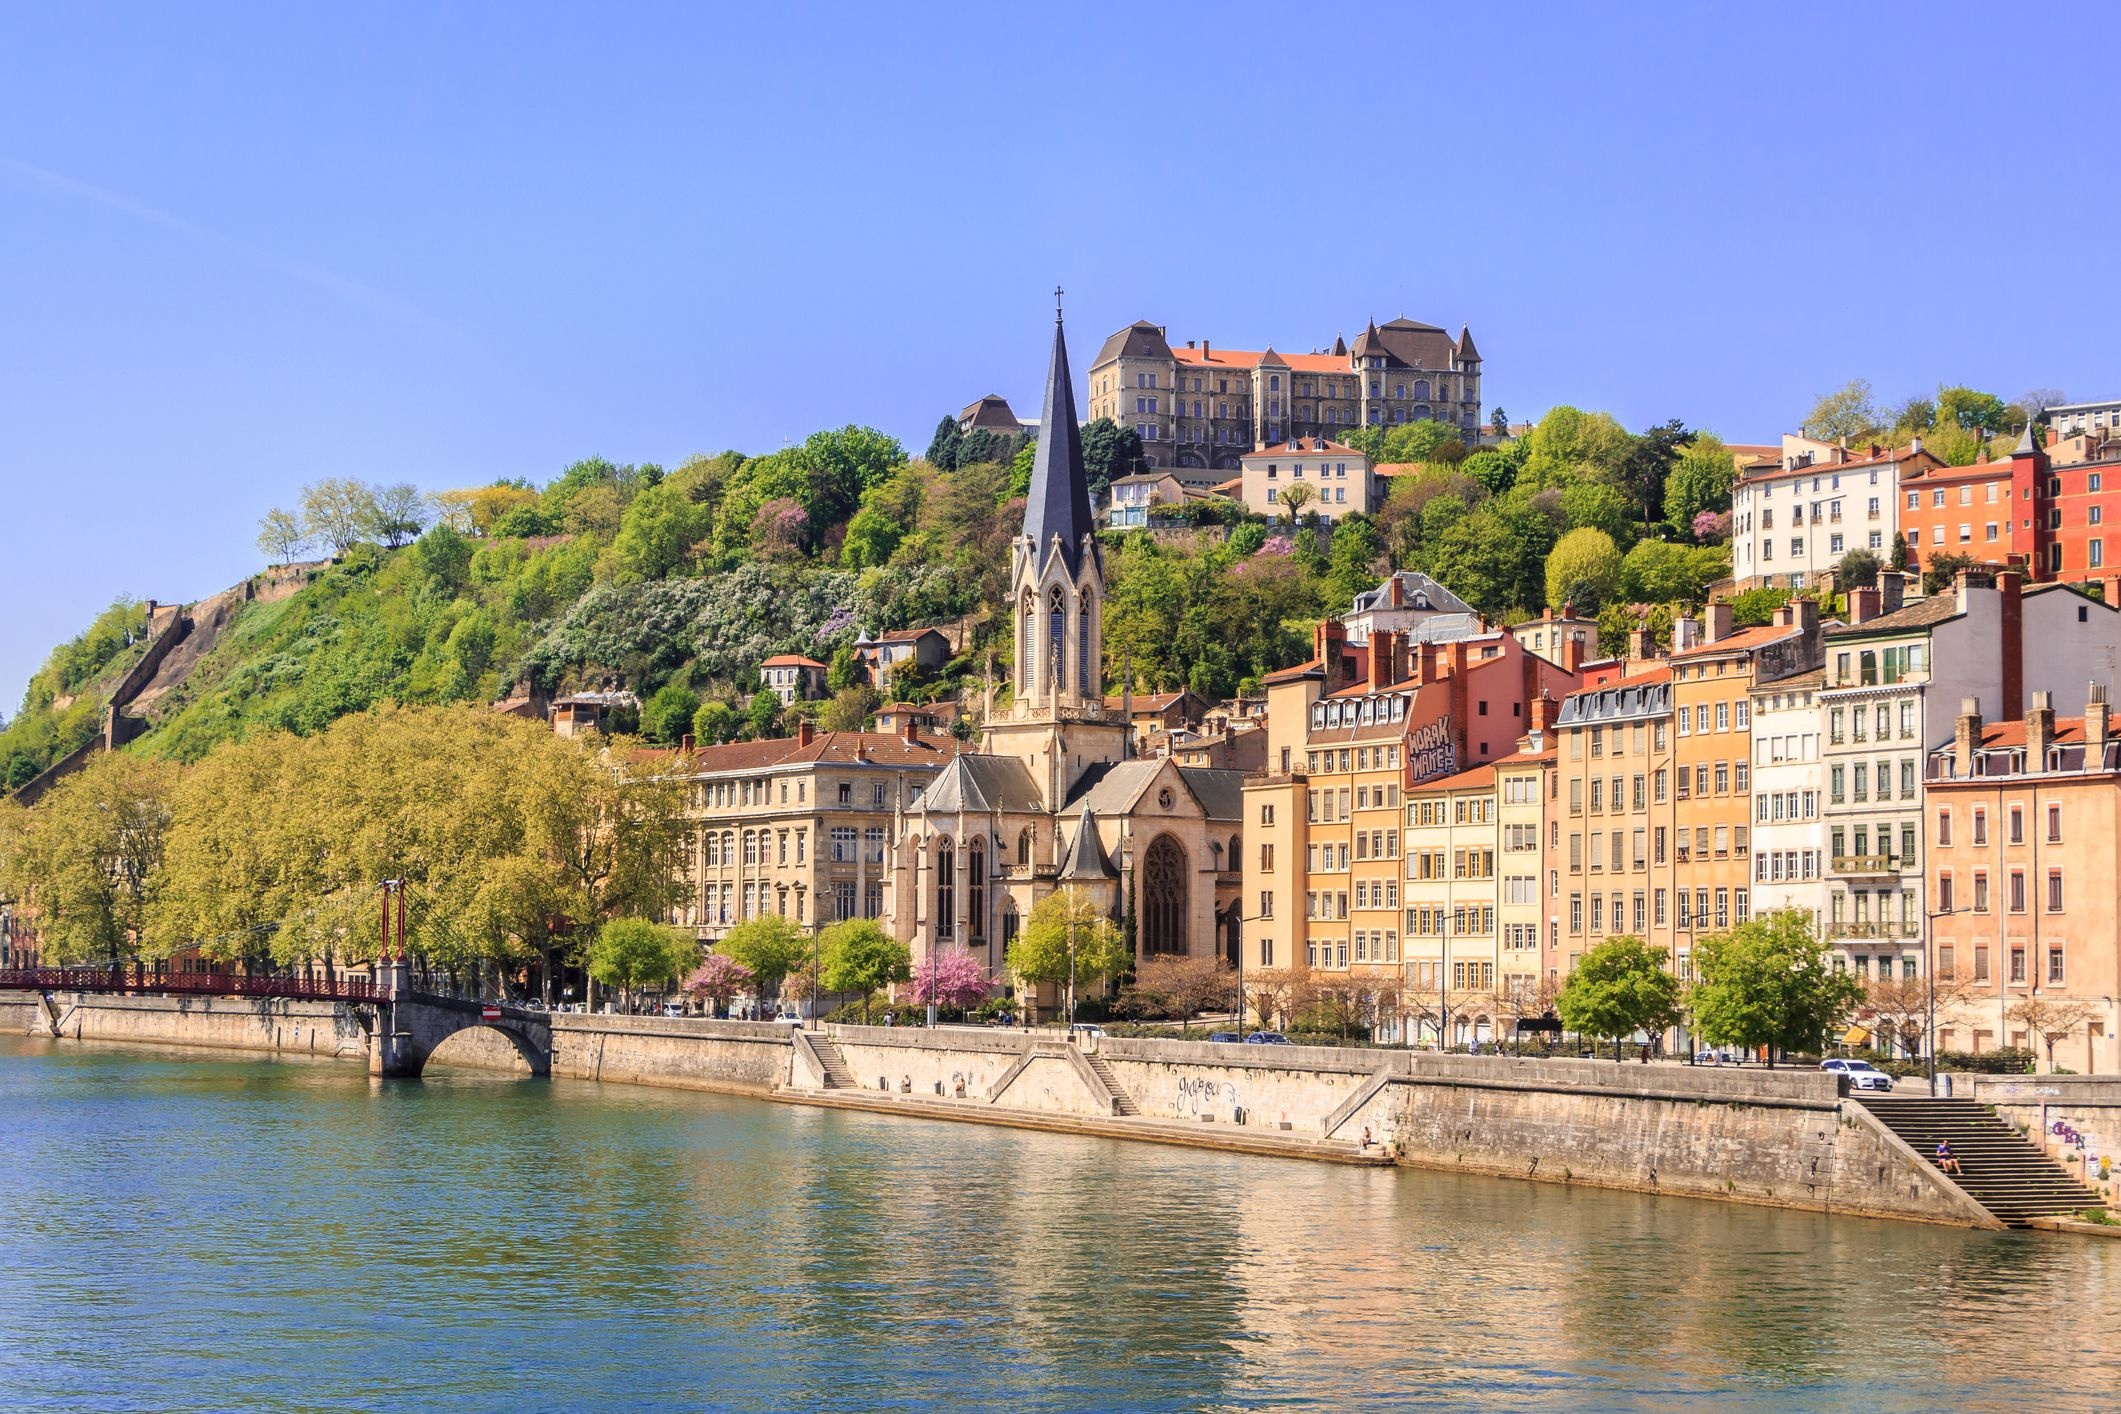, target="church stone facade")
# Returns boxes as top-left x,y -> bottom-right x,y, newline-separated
889,312 -> 1244,1000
